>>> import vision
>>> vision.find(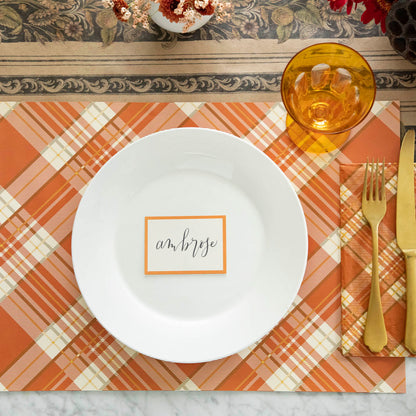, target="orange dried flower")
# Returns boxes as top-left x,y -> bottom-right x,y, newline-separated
113,0 -> 130,21
196,4 -> 215,16
158,0 -> 186,22
104,0 -> 232,32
